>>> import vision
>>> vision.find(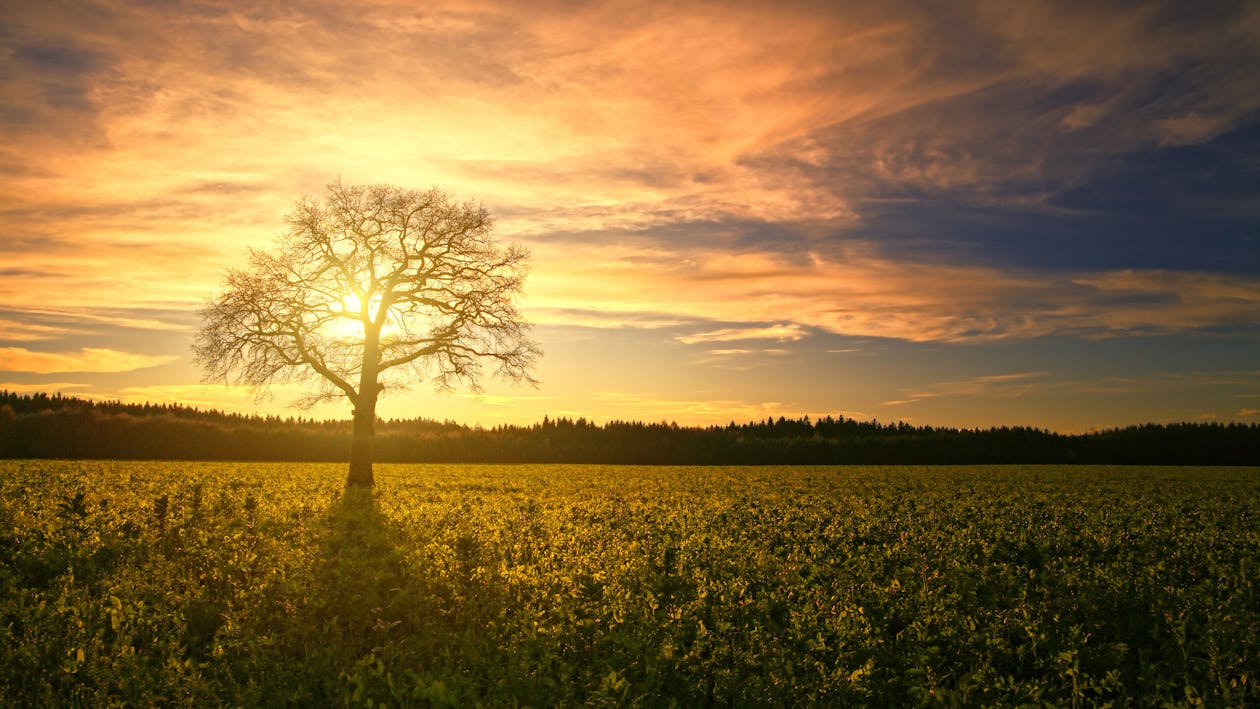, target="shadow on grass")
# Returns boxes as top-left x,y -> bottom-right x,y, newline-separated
225,487 -> 415,705
226,487 -> 572,706
302,488 -> 519,706
314,487 -> 409,652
